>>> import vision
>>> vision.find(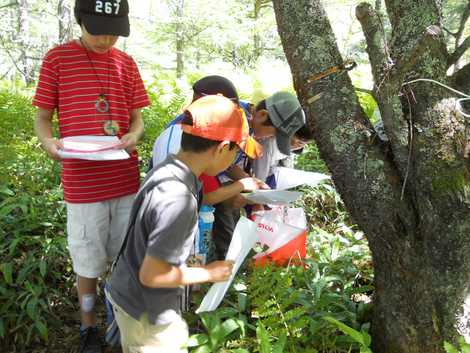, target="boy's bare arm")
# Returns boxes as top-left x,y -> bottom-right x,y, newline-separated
139,255 -> 234,288
34,108 -> 62,161
120,108 -> 144,152
202,177 -> 269,205
225,164 -> 250,181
